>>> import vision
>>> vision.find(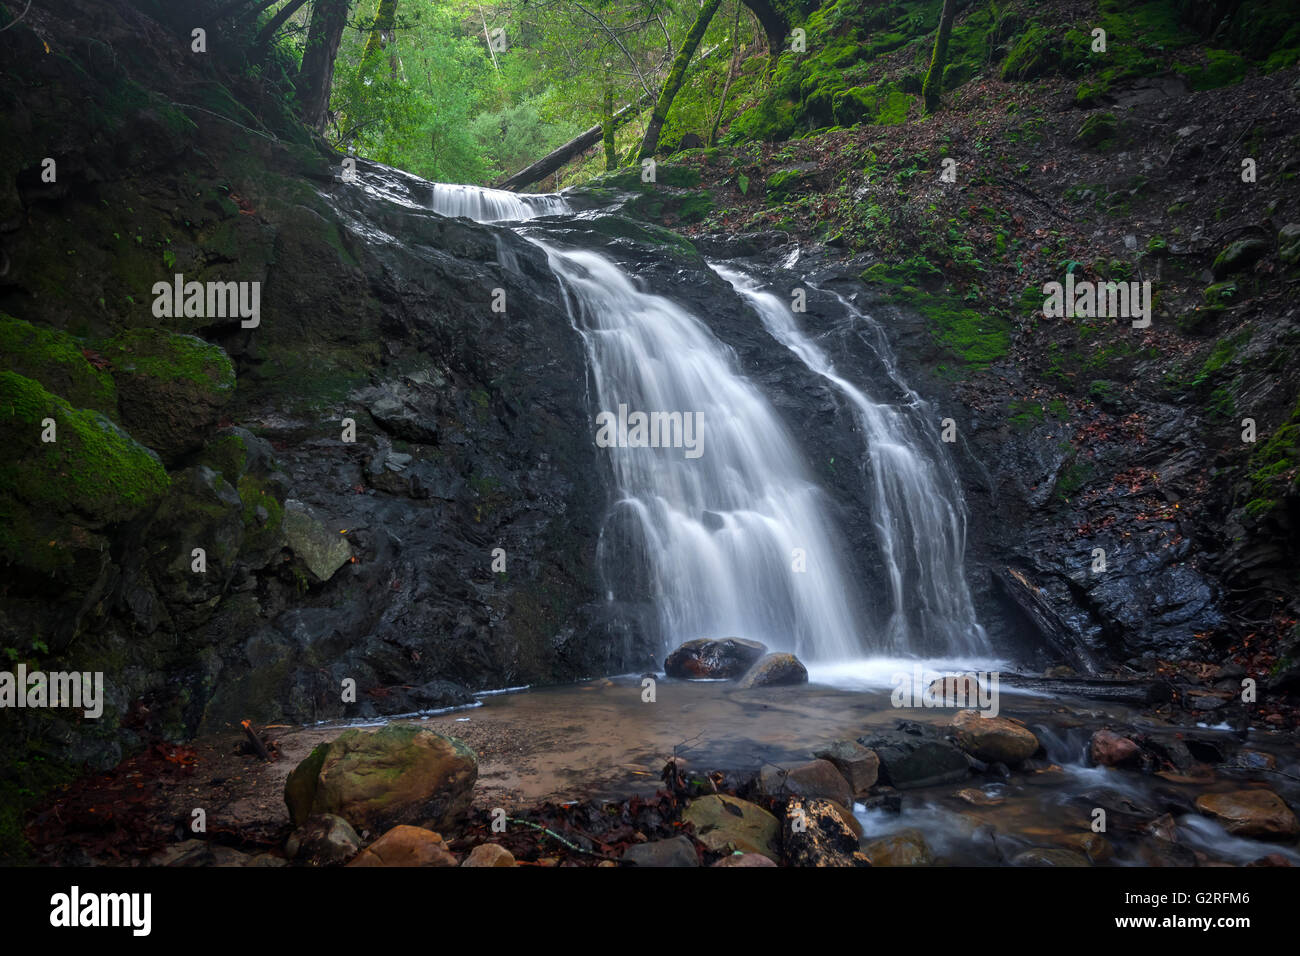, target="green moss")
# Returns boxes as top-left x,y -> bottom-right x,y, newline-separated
237,473 -> 284,555
101,329 -> 235,391
1245,395 -> 1300,517
0,371 -> 169,571
1203,281 -> 1239,310
1187,49 -> 1247,89
1076,112 -> 1118,149
0,313 -> 117,414
1054,459 -> 1094,503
